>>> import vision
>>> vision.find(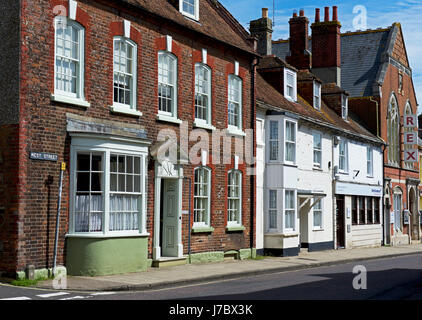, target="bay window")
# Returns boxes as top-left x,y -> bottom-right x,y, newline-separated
269,121 -> 279,161
285,121 -> 296,163
228,170 -> 242,226
284,190 -> 296,232
194,167 -> 211,227
70,140 -> 147,235
268,190 -> 277,230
